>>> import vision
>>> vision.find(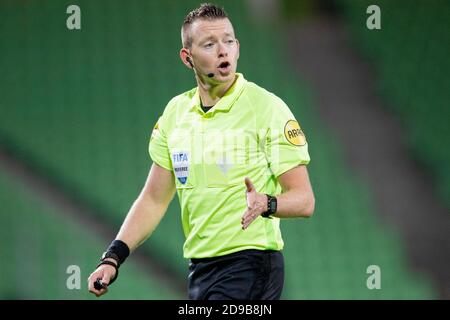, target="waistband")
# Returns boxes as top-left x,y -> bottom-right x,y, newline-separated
190,249 -> 280,264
